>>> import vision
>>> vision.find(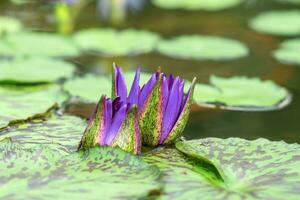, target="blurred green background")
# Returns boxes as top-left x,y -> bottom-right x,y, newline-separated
0,0 -> 299,143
